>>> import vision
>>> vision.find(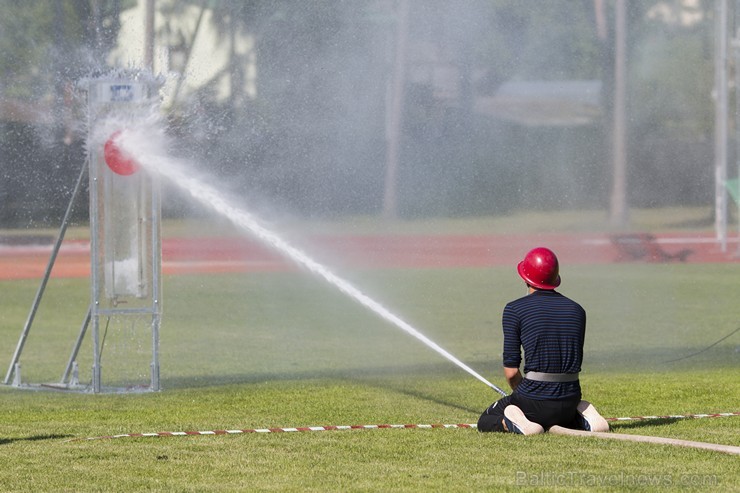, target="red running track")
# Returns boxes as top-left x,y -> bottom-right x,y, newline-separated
0,232 -> 737,281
